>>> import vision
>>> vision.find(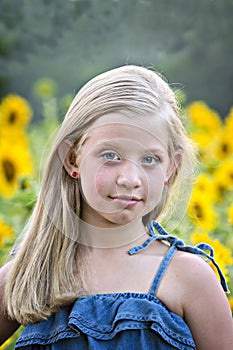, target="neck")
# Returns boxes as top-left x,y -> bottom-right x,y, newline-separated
77,218 -> 148,249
